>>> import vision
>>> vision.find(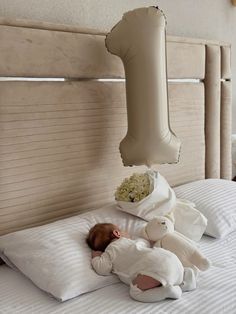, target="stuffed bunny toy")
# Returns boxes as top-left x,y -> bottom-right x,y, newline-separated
142,216 -> 210,274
